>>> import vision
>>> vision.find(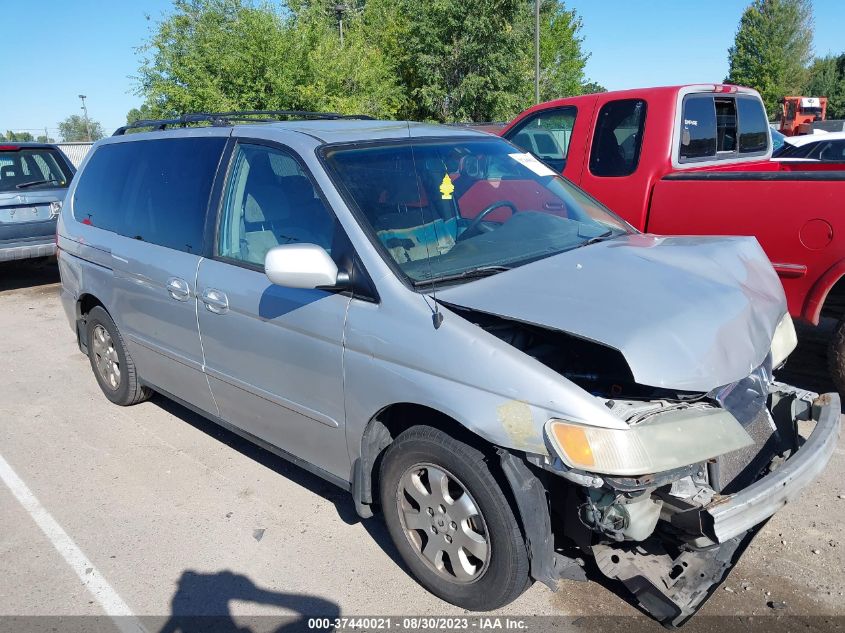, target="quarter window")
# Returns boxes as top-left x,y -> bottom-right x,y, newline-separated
73,137 -> 225,254
505,106 -> 577,174
589,99 -> 647,177
218,144 -> 337,266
